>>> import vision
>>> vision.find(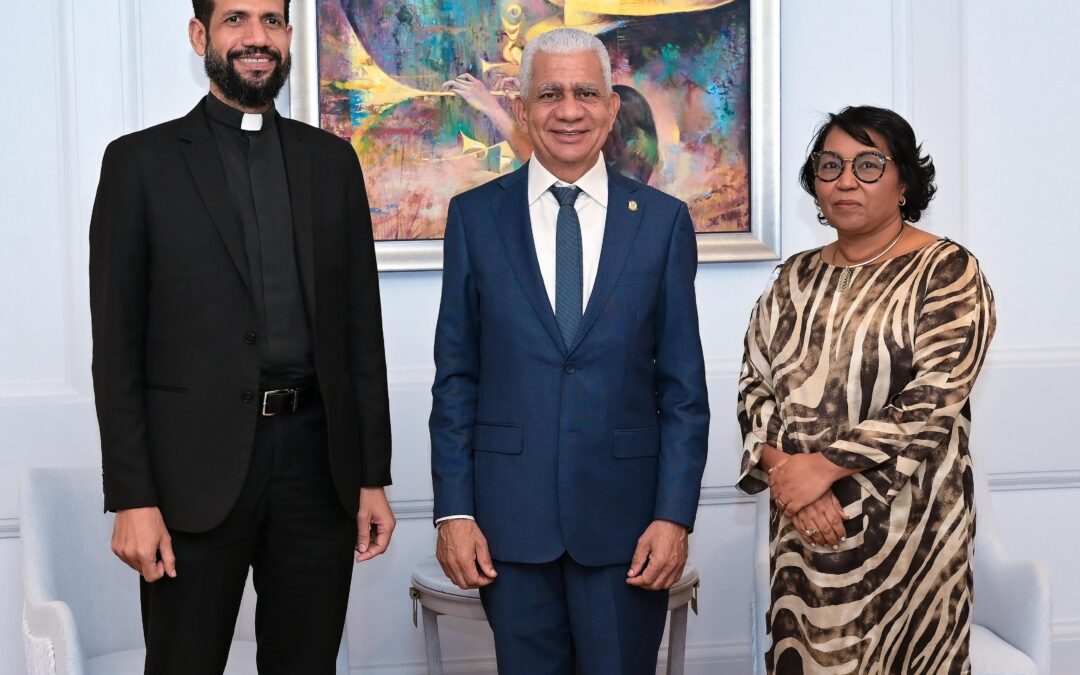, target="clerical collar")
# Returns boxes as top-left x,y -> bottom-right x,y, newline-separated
204,92 -> 272,132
